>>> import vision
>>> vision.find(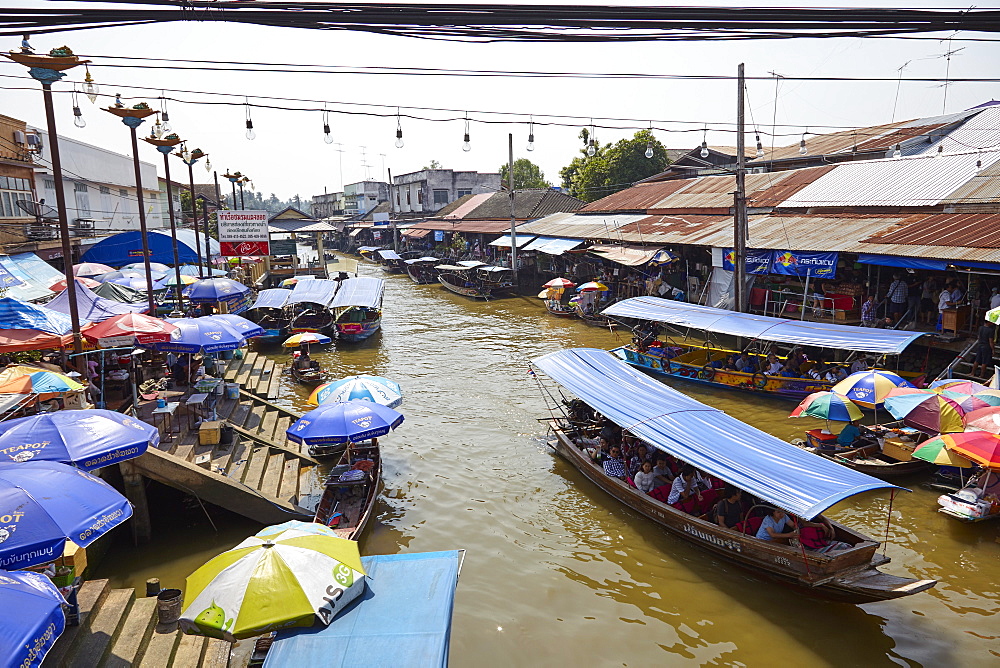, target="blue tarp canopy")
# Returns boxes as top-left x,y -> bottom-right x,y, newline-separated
522,236 -> 584,255
0,297 -> 74,334
602,296 -> 924,355
0,253 -> 59,302
534,348 -> 901,519
47,282 -> 147,322
79,230 -> 221,267
377,249 -> 402,260
488,234 -> 534,248
249,288 -> 291,310
856,253 -> 1000,272
288,279 -> 339,307
330,277 -> 384,309
265,551 -> 461,668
